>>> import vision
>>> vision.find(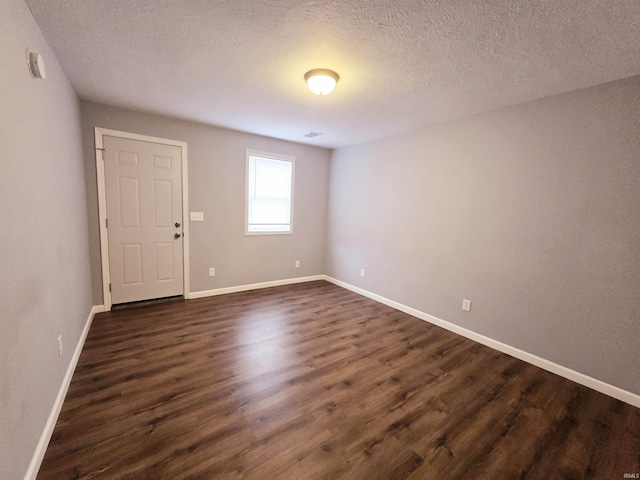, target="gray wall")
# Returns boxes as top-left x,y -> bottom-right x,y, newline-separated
80,102 -> 331,305
0,0 -> 93,478
327,76 -> 640,395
